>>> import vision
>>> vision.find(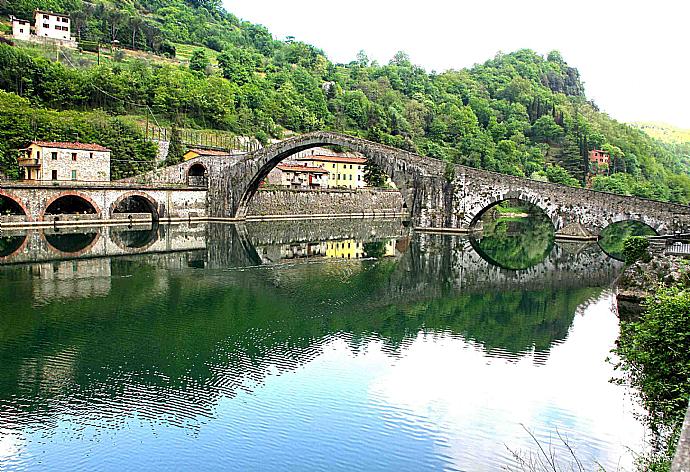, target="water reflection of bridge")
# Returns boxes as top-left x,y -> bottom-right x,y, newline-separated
0,219 -> 623,439
0,220 -> 622,298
